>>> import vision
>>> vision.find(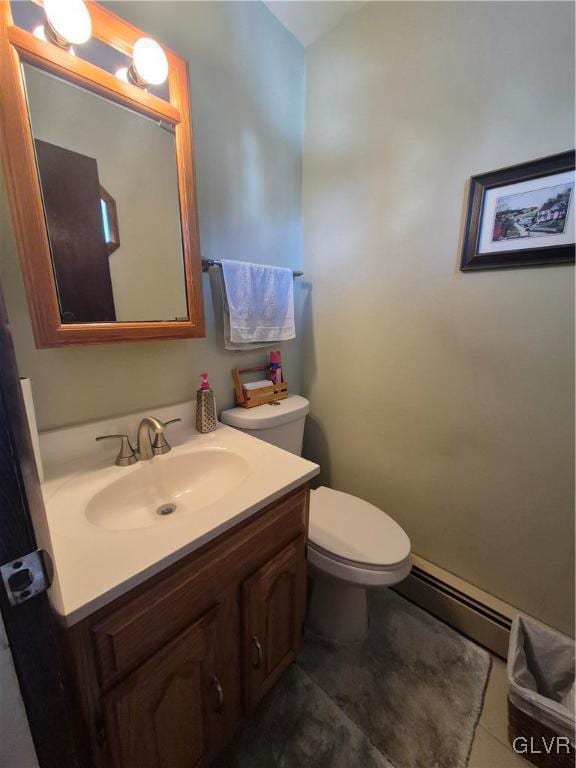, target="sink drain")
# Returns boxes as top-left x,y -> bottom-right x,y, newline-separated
157,503 -> 177,517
